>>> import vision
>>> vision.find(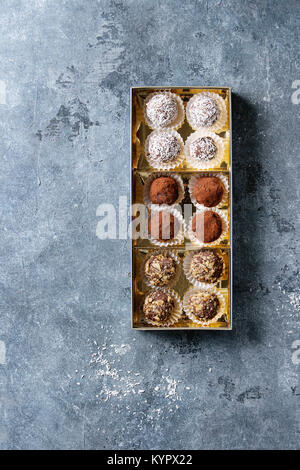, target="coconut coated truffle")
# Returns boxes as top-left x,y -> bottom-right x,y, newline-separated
190,136 -> 217,162
148,131 -> 181,165
192,211 -> 222,243
188,94 -> 220,128
149,176 -> 179,205
143,290 -> 175,323
193,176 -> 224,207
145,93 -> 178,128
